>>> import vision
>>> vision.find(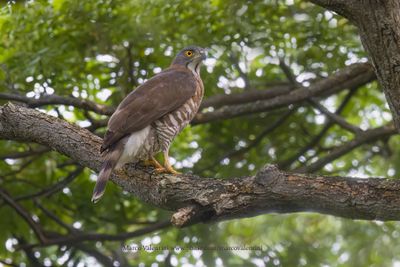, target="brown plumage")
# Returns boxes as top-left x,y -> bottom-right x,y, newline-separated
92,46 -> 206,203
